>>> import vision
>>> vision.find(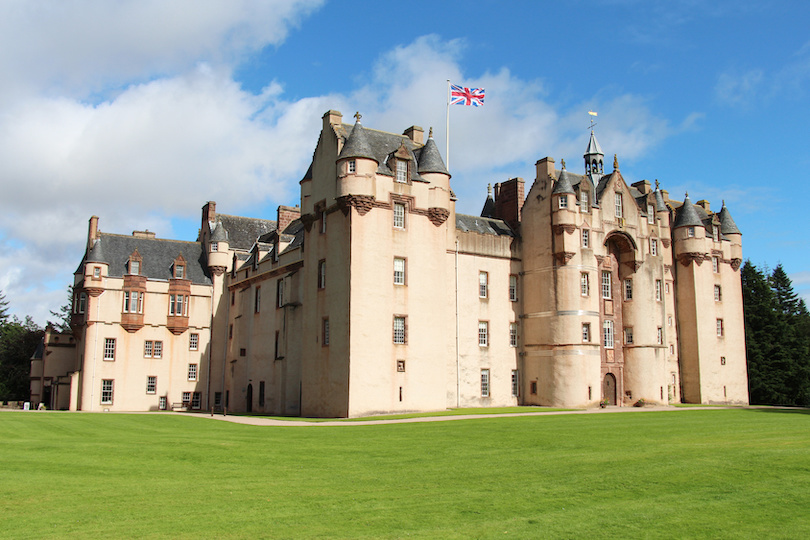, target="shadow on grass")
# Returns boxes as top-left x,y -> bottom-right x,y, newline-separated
748,406 -> 810,415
